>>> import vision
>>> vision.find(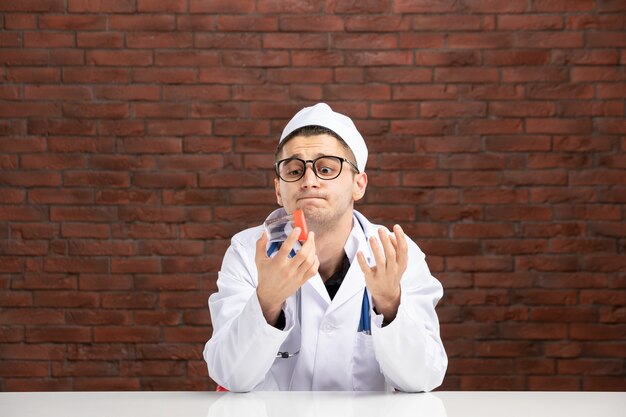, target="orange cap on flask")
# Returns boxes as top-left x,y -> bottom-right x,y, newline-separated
293,209 -> 308,241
